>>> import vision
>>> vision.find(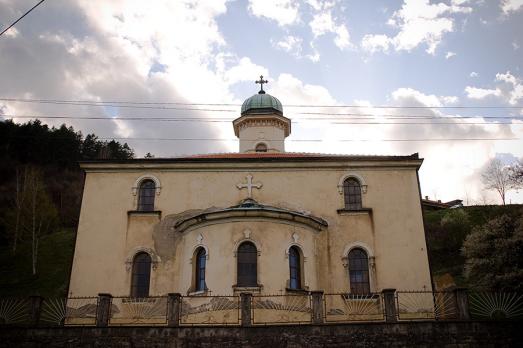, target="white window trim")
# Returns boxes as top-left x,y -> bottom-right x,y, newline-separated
341,241 -> 376,292
125,247 -> 161,271
337,173 -> 367,194
132,174 -> 162,196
